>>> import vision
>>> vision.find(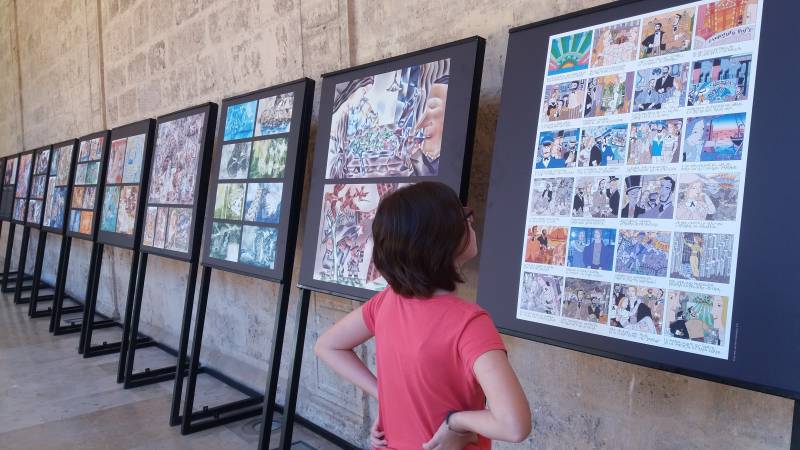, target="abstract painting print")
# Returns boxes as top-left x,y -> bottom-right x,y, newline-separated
326,59 -> 450,179
255,93 -> 294,137
313,183 -> 407,289
149,112 -> 205,205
